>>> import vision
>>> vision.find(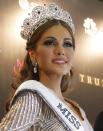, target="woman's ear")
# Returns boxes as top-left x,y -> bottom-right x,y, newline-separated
28,50 -> 36,60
